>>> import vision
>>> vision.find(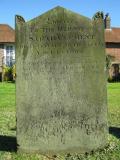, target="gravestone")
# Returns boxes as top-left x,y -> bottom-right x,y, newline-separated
16,6 -> 108,154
